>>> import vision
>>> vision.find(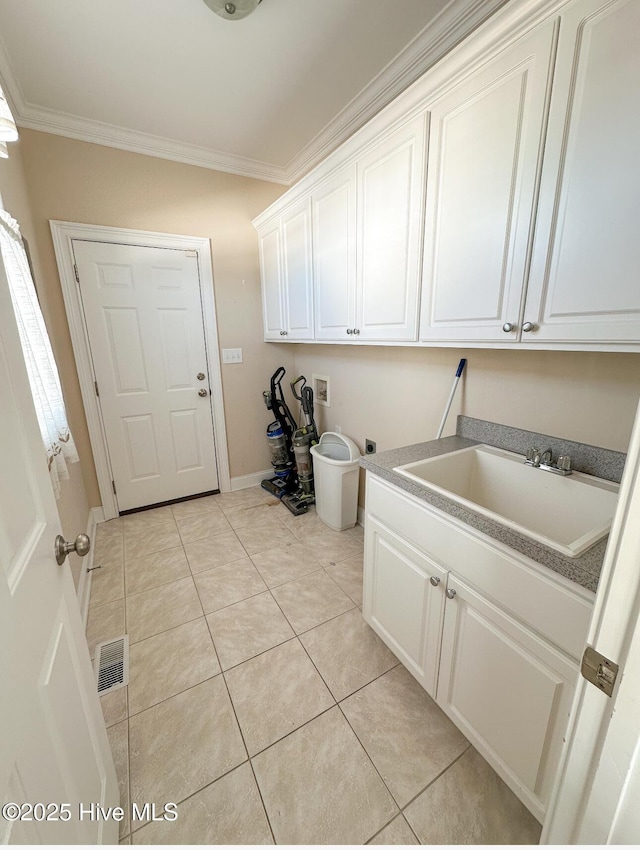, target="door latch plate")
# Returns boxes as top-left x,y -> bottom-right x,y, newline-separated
581,646 -> 619,697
